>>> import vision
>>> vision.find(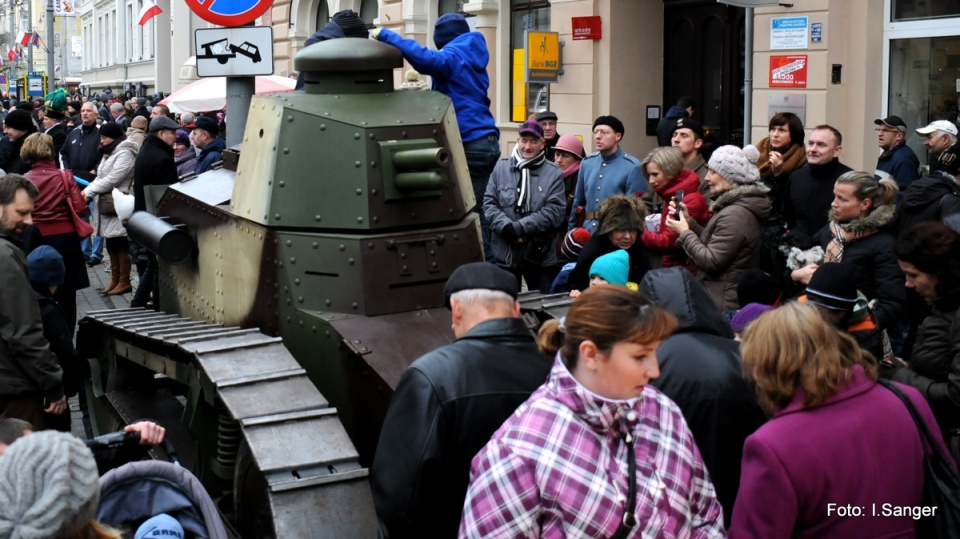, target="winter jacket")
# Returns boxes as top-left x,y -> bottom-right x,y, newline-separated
195,137 -> 225,175
175,146 -> 198,178
133,134 -> 178,213
641,169 -> 711,273
294,20 -> 349,90
875,141 -> 920,190
460,356 -> 725,538
815,205 -> 905,330
86,137 -> 138,239
61,123 -> 101,181
783,158 -> 852,239
678,184 -> 773,311
44,122 -> 67,167
891,288 -> 960,443
25,160 -> 88,238
0,229 -> 63,402
3,131 -> 37,175
371,318 -> 552,539
568,148 -> 647,233
566,233 -> 651,292
641,267 -> 767,526
894,170 -> 960,234
729,367 -> 942,539
656,105 -> 688,147
33,284 -> 87,398
377,24 -> 498,144
483,156 -> 565,269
